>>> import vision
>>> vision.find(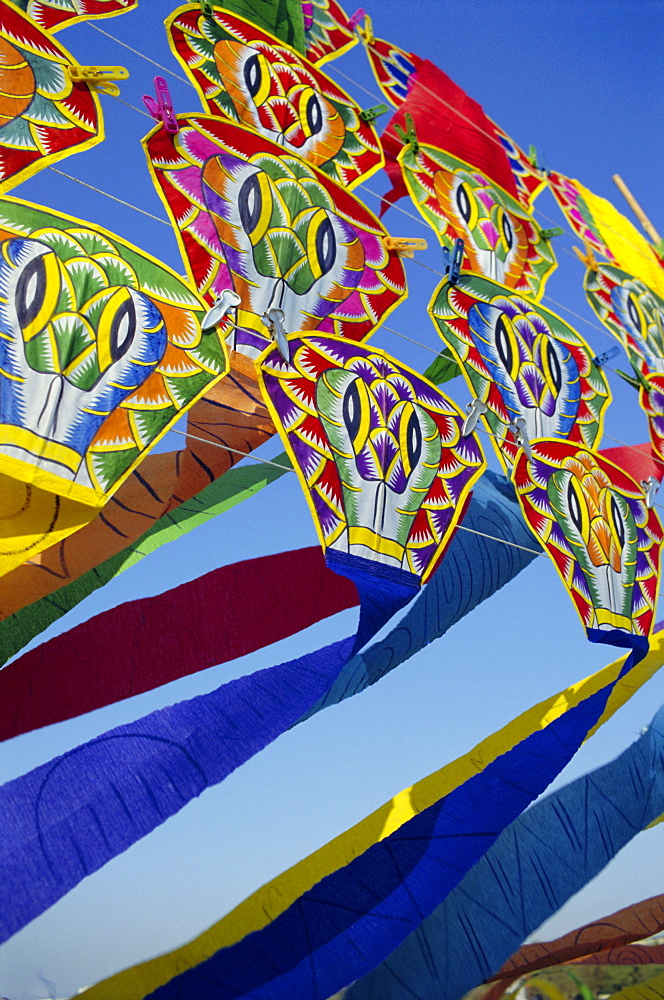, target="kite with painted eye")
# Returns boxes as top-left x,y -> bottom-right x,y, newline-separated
400,144 -> 556,300
167,7 -> 381,189
258,334 -> 485,627
145,116 -> 406,360
0,4 -> 104,190
513,440 -> 662,646
10,0 -> 135,32
429,272 -> 610,472
301,0 -> 357,65
0,195 -> 227,578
